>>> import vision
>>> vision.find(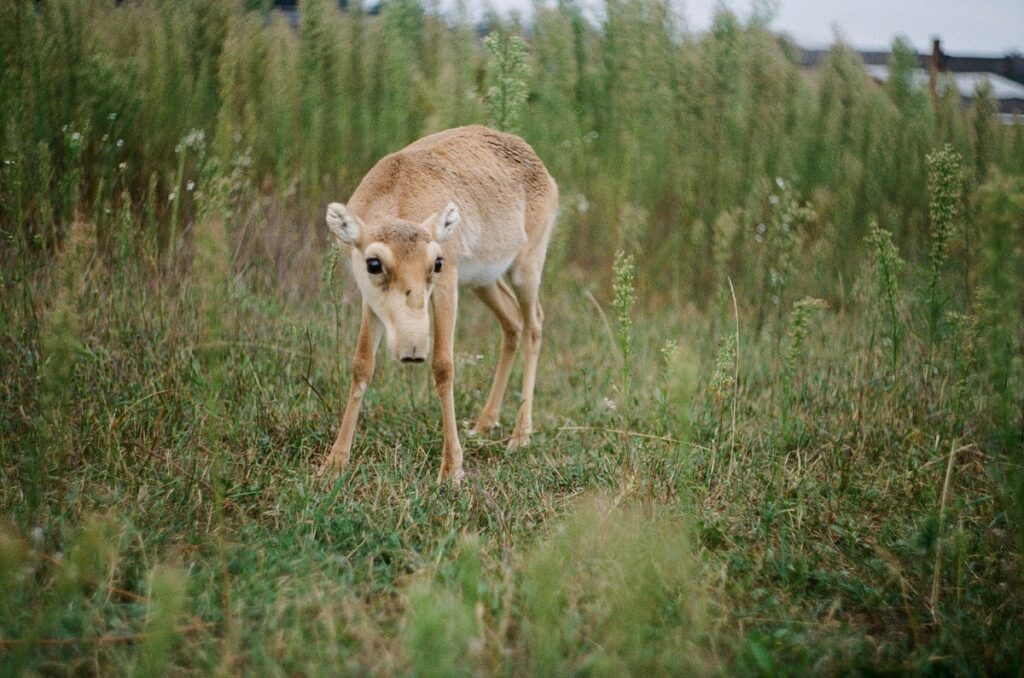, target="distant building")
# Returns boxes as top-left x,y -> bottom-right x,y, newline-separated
271,0 -> 379,26
800,39 -> 1024,121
